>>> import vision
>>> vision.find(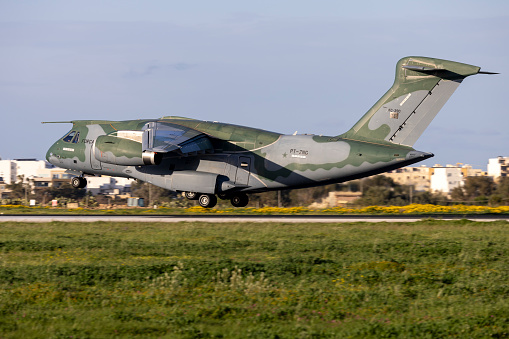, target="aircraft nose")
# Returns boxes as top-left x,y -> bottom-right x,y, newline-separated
46,142 -> 58,164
